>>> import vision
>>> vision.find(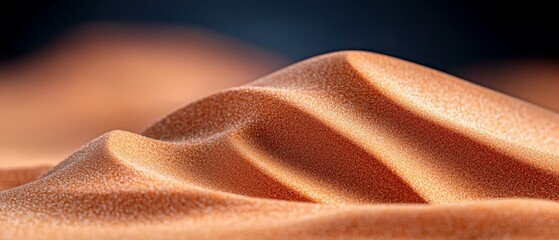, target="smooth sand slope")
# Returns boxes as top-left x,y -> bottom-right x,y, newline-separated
1,51 -> 558,239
